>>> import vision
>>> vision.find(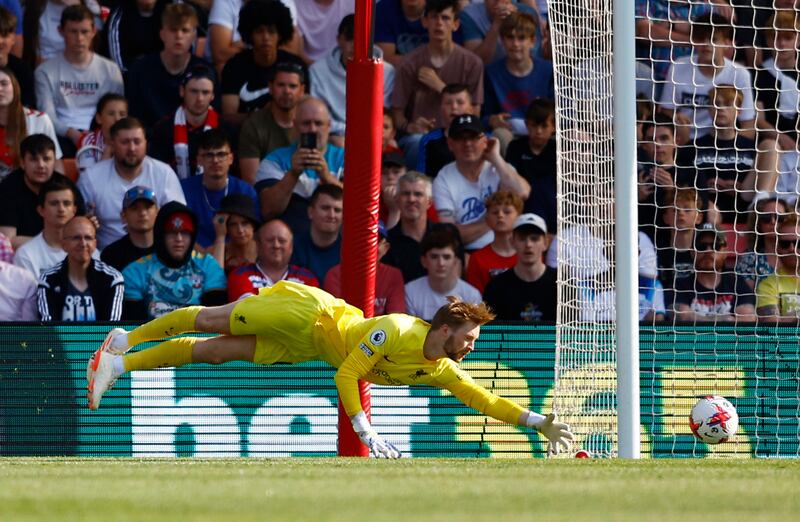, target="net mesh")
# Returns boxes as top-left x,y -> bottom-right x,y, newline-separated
549,1 -> 800,457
